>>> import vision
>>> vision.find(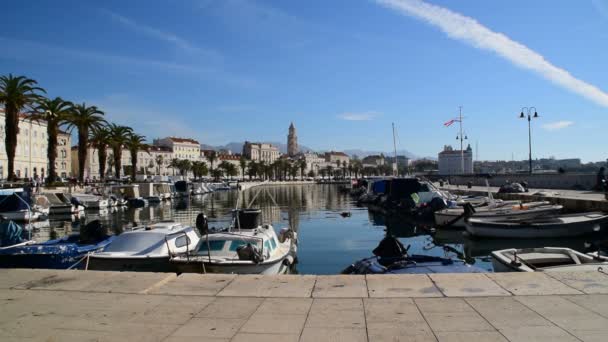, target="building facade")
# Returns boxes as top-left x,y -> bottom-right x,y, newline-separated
438,144 -> 473,175
242,141 -> 280,163
153,137 -> 201,161
324,151 -> 350,166
287,122 -> 298,157
0,110 -> 72,180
